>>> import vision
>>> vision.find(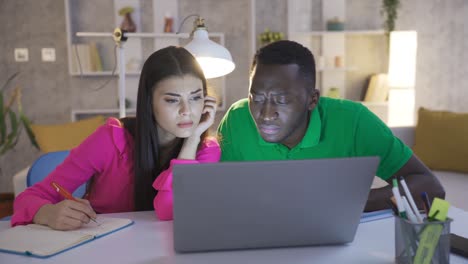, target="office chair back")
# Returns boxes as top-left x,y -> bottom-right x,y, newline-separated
26,151 -> 86,197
